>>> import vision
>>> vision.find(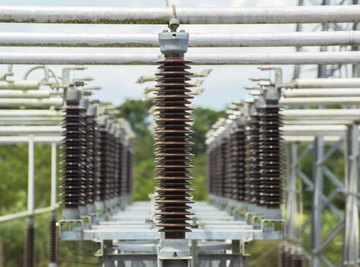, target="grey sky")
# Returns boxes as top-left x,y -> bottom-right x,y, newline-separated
0,0 -> 321,110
